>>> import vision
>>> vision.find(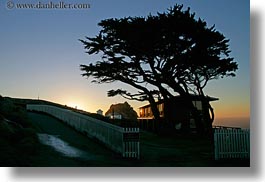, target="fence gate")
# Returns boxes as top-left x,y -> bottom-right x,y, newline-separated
214,128 -> 250,160
122,128 -> 140,159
